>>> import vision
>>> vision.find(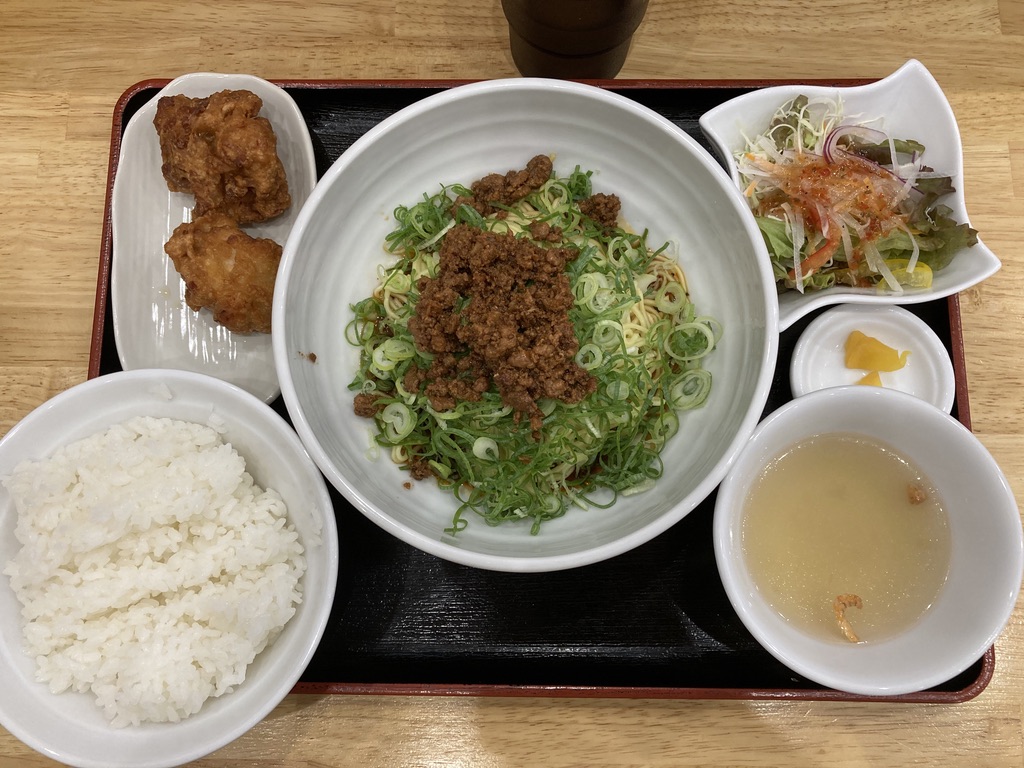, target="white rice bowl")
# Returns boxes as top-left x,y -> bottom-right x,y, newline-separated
0,370 -> 338,768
